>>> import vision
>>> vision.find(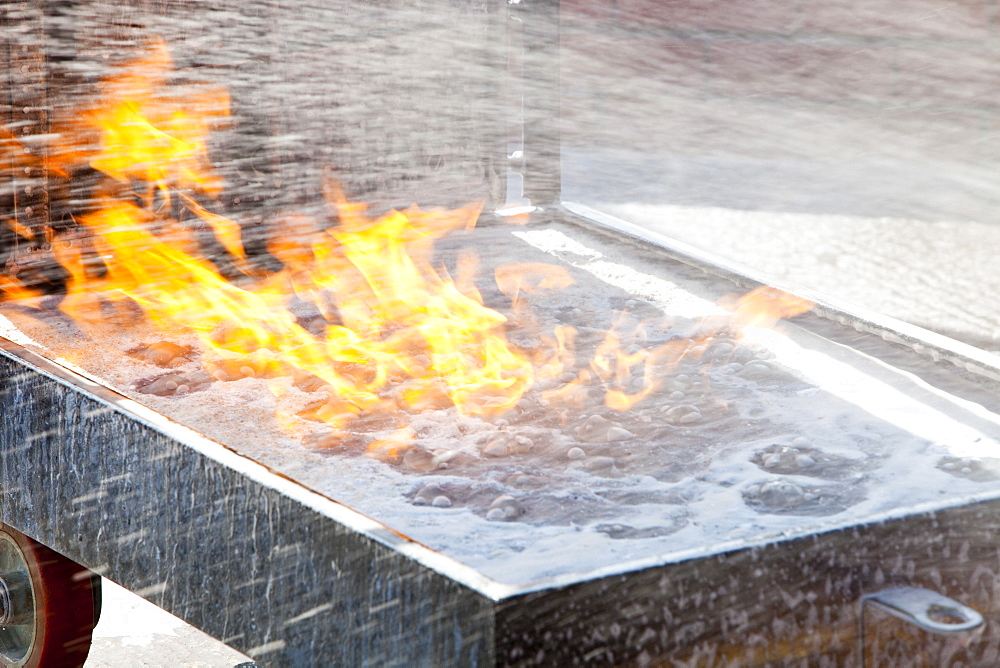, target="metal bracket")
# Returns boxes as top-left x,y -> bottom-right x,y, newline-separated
858,586 -> 984,666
